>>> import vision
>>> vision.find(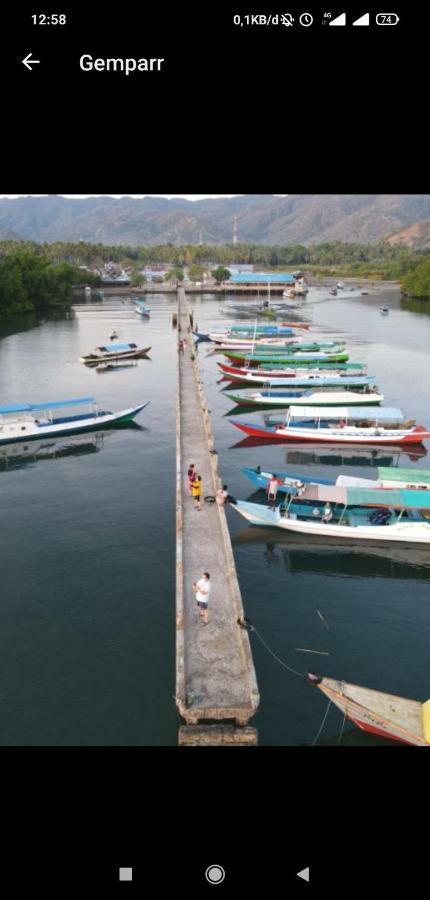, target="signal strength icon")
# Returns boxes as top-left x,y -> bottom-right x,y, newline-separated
329,12 -> 346,26
353,12 -> 370,25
